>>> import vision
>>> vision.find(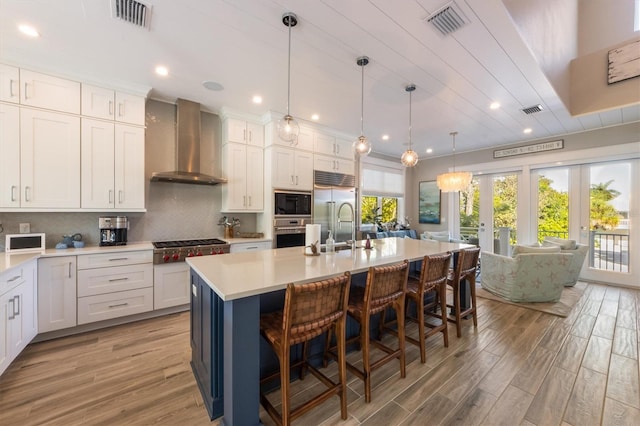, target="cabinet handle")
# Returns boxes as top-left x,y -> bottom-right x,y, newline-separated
109,190 -> 114,204
248,196 -> 251,206
109,100 -> 114,116
118,190 -> 123,204
248,130 -> 252,142
25,186 -> 31,202
291,175 -> 295,184
9,79 -> 17,98
24,82 -> 29,100
10,185 -> 17,202
13,295 -> 20,316
243,129 -> 247,142
68,262 -> 73,278
336,160 -> 340,170
108,257 -> 129,261
245,246 -> 258,250
118,103 -> 124,117
7,275 -> 21,283
108,277 -> 129,282
296,176 -> 299,185
108,302 -> 129,309
336,144 -> 340,154
332,160 -> 336,170
8,298 -> 15,320
243,195 -> 246,207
